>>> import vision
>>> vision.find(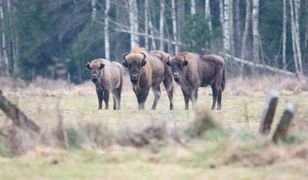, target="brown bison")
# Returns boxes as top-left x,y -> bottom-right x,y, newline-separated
122,48 -> 174,110
167,52 -> 225,110
86,59 -> 124,110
